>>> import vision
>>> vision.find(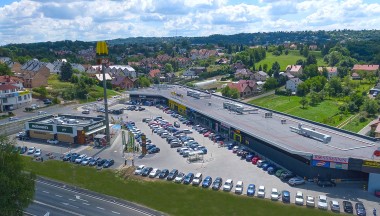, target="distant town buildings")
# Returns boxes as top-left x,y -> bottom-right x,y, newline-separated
0,75 -> 32,112
16,59 -> 50,88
